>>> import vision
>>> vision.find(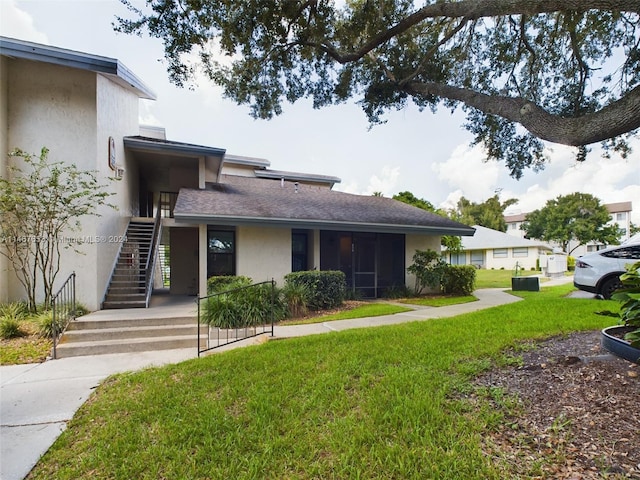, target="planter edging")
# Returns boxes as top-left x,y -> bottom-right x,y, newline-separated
601,326 -> 640,365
